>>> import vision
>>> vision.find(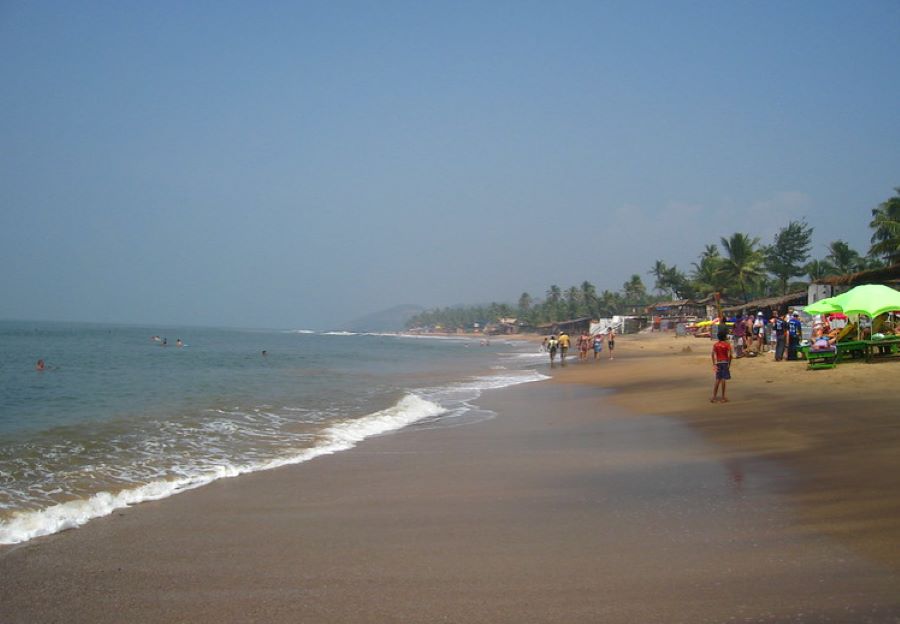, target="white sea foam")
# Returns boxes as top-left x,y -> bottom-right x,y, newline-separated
0,359 -> 549,546
322,331 -> 357,336
0,394 -> 446,545
286,329 -> 316,334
